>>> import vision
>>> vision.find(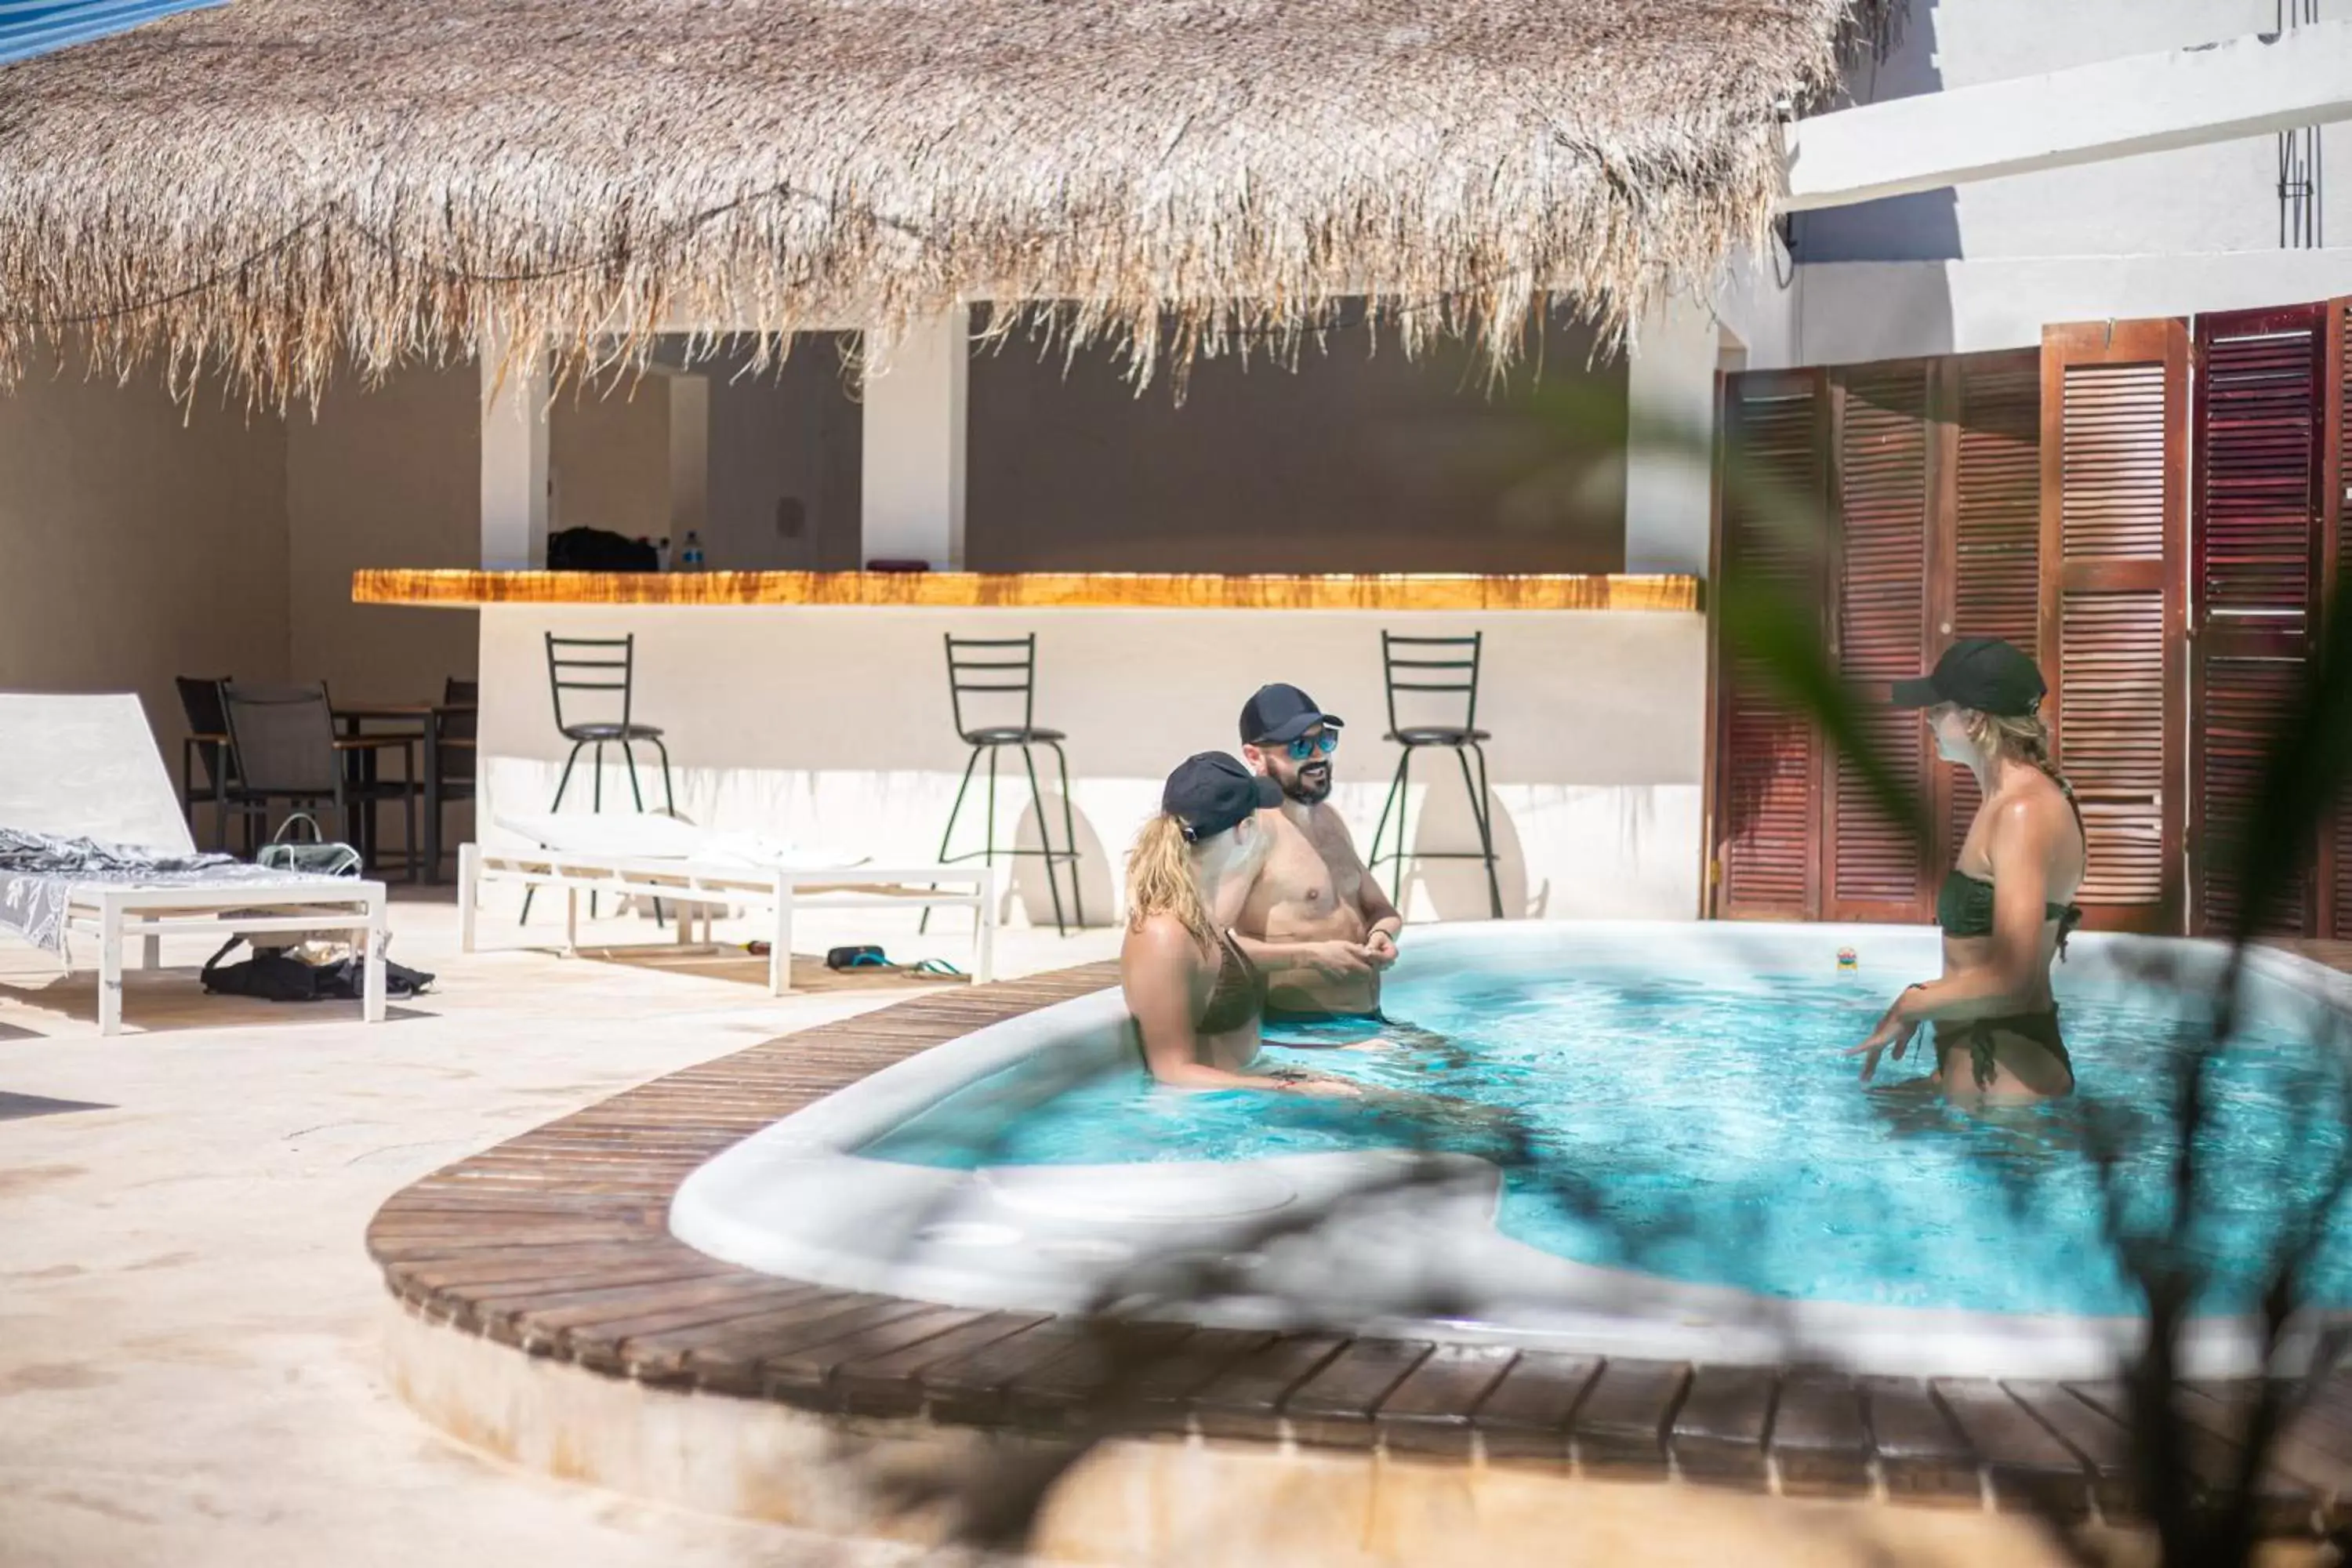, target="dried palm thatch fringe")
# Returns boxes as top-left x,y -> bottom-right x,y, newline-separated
0,0 -> 1893,408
